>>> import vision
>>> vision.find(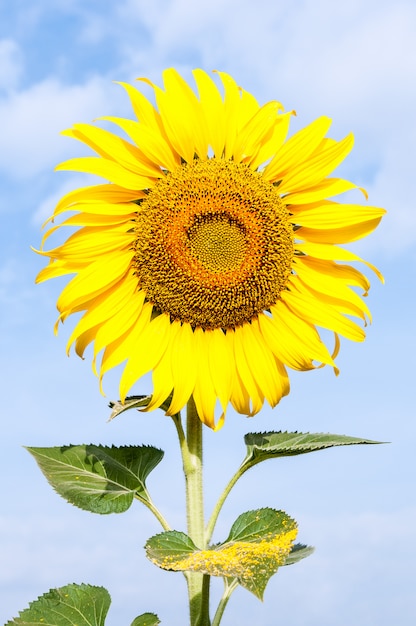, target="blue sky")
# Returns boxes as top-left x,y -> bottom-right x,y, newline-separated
1,0 -> 415,624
